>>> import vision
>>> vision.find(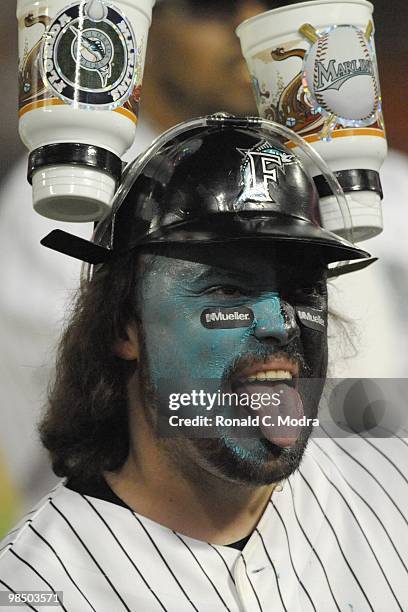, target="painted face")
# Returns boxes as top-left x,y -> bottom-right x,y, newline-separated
136,242 -> 328,484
